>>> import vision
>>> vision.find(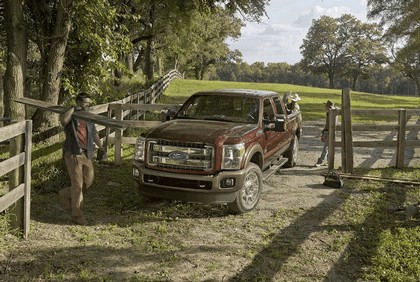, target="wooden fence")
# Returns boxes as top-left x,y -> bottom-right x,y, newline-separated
96,69 -> 182,163
328,89 -> 420,173
0,120 -> 32,238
